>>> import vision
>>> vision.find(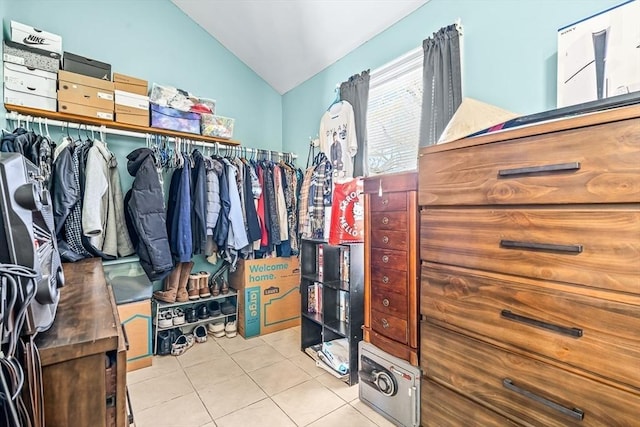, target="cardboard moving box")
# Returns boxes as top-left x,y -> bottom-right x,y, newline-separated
114,73 -> 148,96
230,257 -> 301,338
